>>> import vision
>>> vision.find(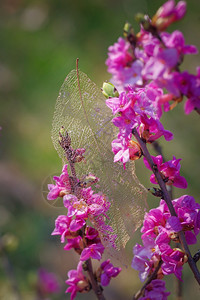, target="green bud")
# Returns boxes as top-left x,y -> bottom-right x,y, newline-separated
135,13 -> 151,31
148,187 -> 163,198
135,13 -> 145,23
123,22 -> 134,38
59,126 -> 65,136
59,126 -> 65,142
102,82 -> 119,98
